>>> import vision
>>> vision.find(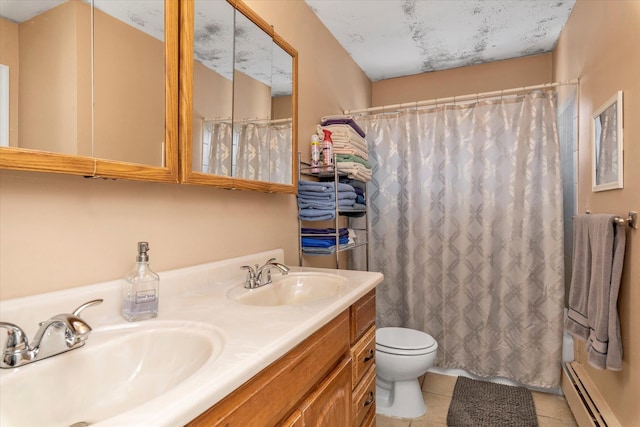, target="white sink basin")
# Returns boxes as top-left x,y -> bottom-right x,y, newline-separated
233,272 -> 347,306
0,321 -> 223,427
